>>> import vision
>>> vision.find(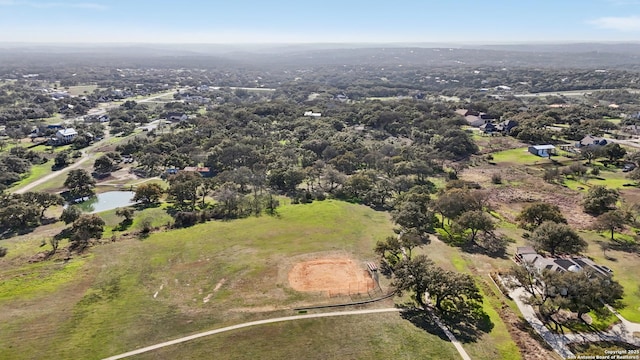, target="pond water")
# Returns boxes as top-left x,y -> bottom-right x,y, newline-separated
73,191 -> 136,213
